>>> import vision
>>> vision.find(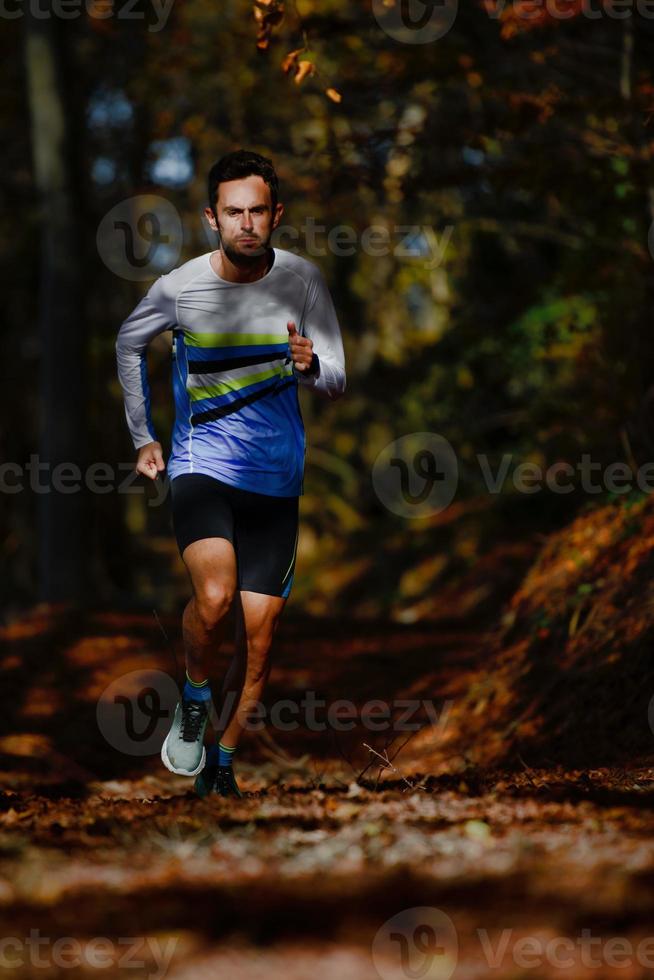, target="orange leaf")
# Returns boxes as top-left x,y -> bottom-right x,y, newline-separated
281,48 -> 304,73
294,60 -> 315,85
